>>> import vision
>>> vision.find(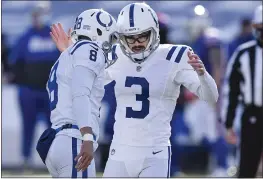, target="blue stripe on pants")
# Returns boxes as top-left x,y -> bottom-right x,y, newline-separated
167,146 -> 171,178
72,138 -> 77,178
